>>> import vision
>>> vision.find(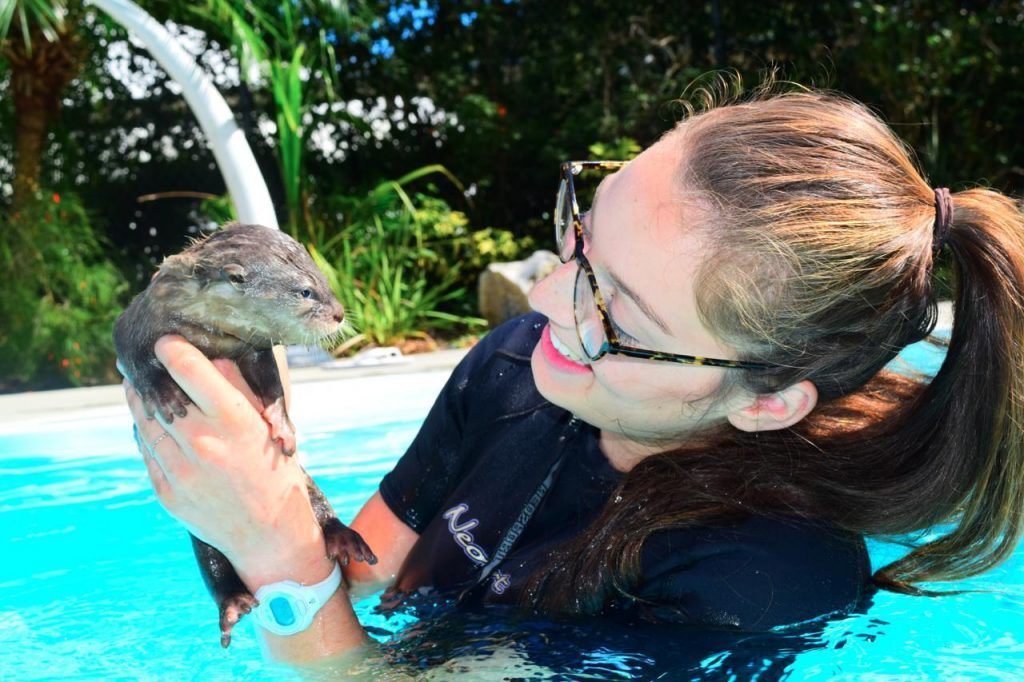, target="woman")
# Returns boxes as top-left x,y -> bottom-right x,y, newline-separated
124,87 -> 1024,665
